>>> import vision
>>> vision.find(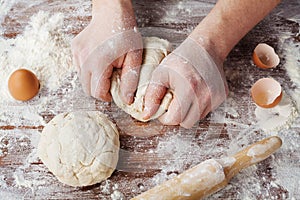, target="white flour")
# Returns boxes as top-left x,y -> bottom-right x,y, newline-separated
271,31 -> 300,199
0,11 -> 73,101
283,38 -> 300,111
254,93 -> 298,132
0,1 -> 299,199
0,11 -> 77,126
149,133 -> 204,186
0,1 -> 15,33
253,27 -> 300,133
